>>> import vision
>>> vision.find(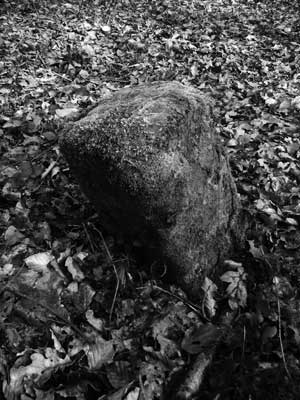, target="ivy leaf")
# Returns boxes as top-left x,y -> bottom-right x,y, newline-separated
221,267 -> 247,310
